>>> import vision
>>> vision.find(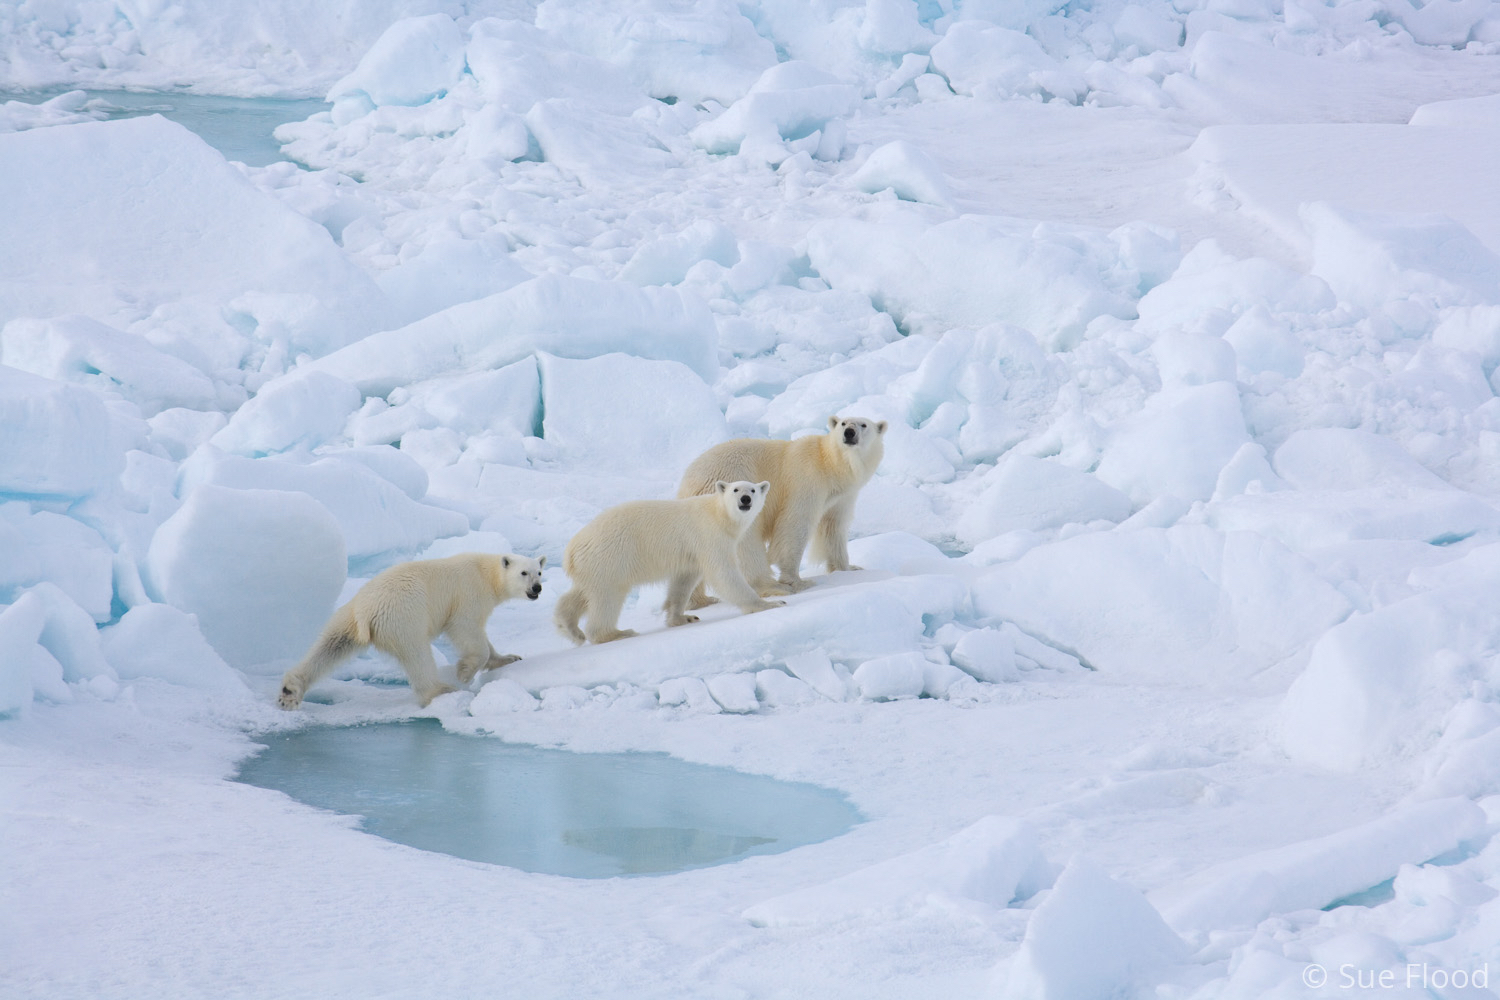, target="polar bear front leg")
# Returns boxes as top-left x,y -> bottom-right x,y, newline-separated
703,548 -> 785,615
735,527 -> 789,598
767,518 -> 816,593
665,571 -> 702,626
449,620 -> 515,685
484,648 -> 522,671
814,496 -> 861,572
